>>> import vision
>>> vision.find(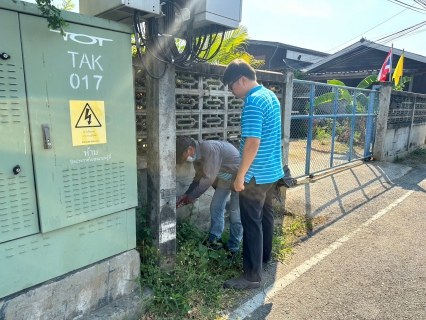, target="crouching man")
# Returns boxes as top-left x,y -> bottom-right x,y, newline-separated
176,136 -> 242,258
